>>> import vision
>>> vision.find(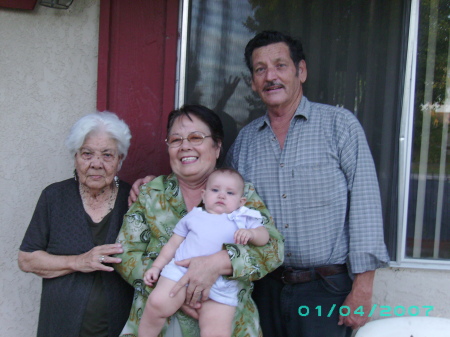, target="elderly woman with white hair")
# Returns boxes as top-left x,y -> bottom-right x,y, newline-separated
18,112 -> 134,337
